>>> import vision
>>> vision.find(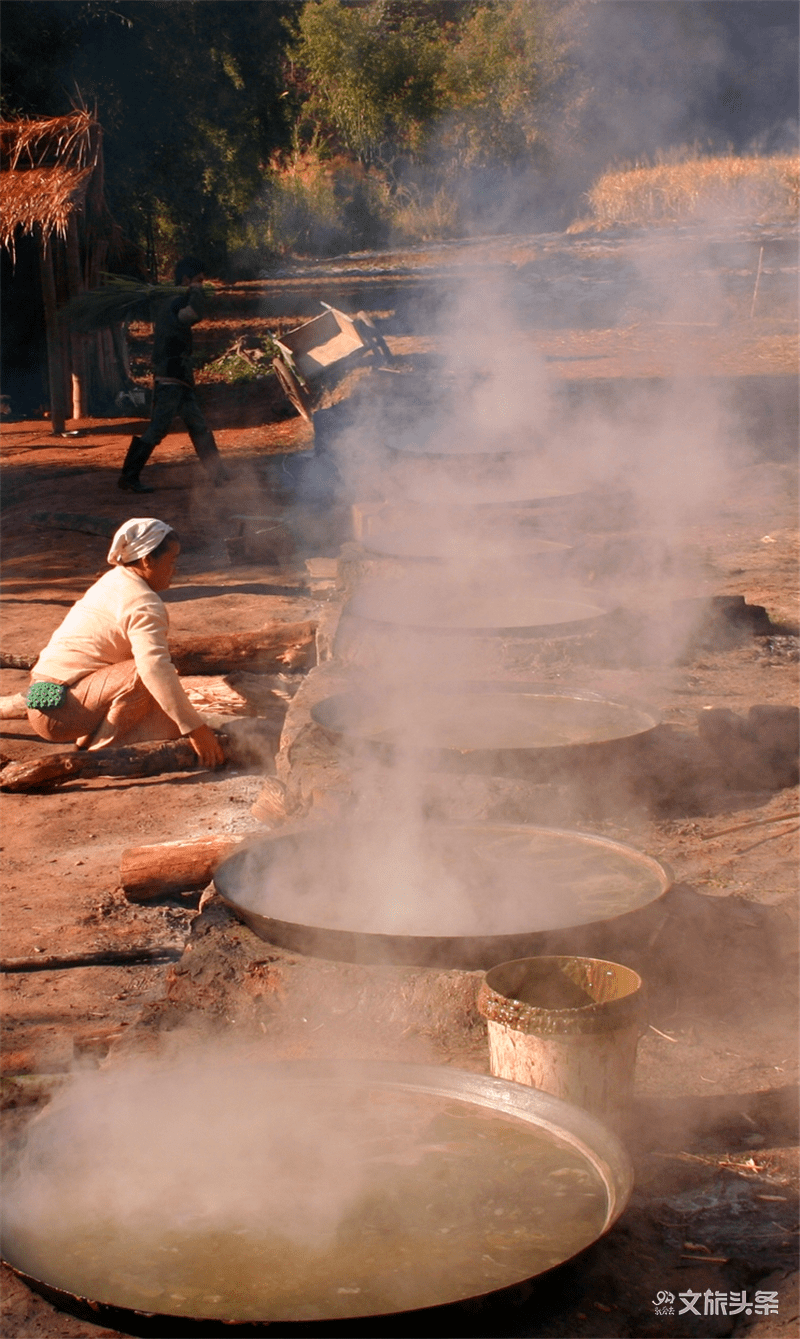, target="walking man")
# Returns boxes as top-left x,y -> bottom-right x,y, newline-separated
118,256 -> 230,493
